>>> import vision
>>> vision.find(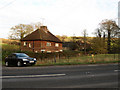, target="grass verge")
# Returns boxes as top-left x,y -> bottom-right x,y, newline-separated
35,54 -> 119,66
